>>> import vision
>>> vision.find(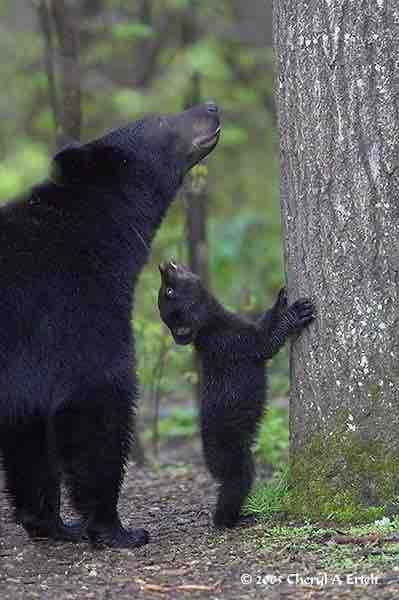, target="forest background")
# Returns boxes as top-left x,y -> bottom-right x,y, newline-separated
0,0 -> 286,467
